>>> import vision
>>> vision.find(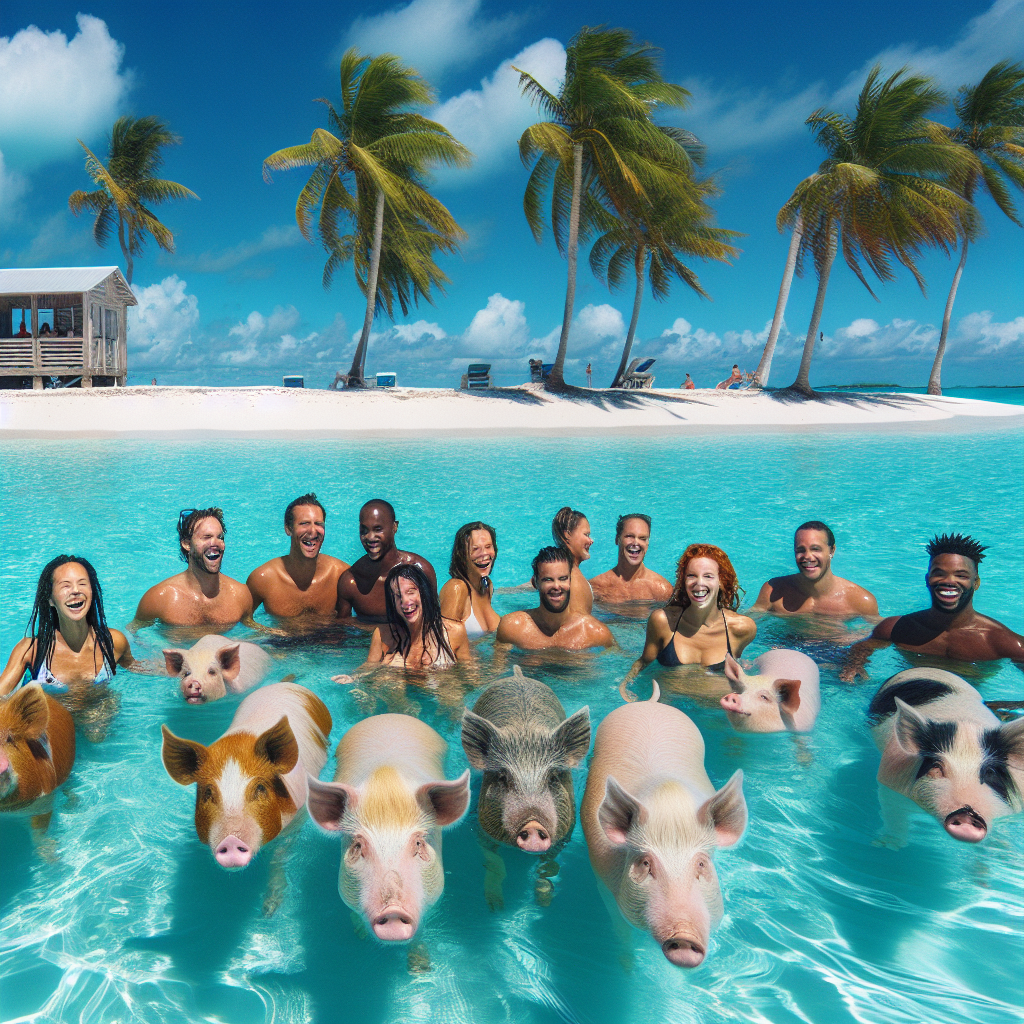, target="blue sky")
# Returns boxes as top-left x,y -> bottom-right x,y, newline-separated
1,0 -> 1022,388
